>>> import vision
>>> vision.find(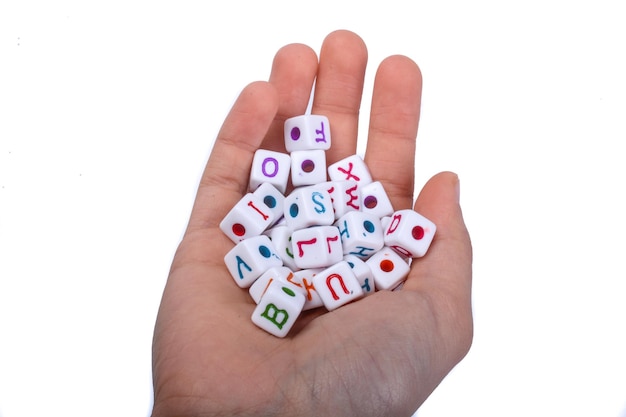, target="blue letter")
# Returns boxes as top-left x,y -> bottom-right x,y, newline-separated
236,255 -> 252,279
311,191 -> 326,214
